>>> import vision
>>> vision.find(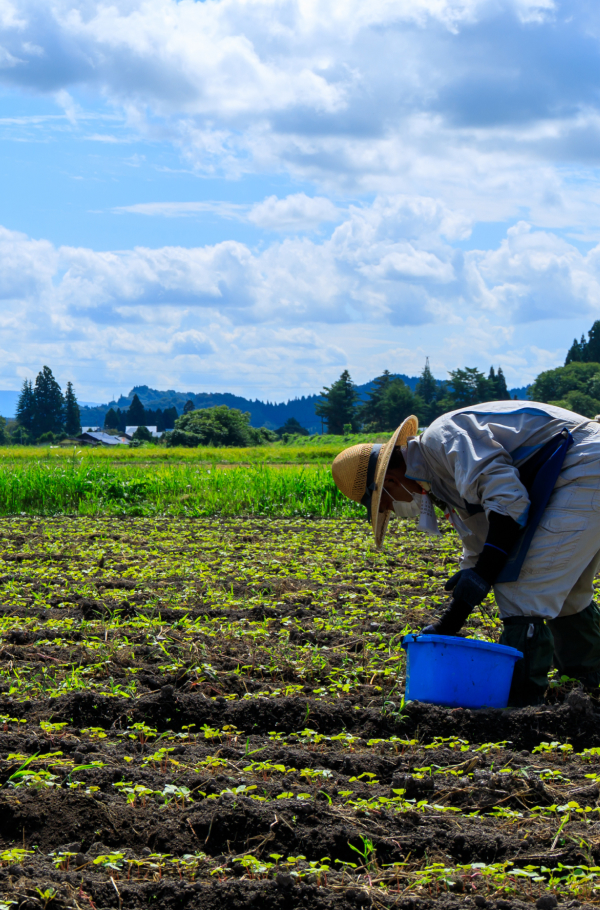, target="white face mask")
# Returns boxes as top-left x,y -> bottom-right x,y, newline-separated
385,484 -> 421,519
385,484 -> 441,536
